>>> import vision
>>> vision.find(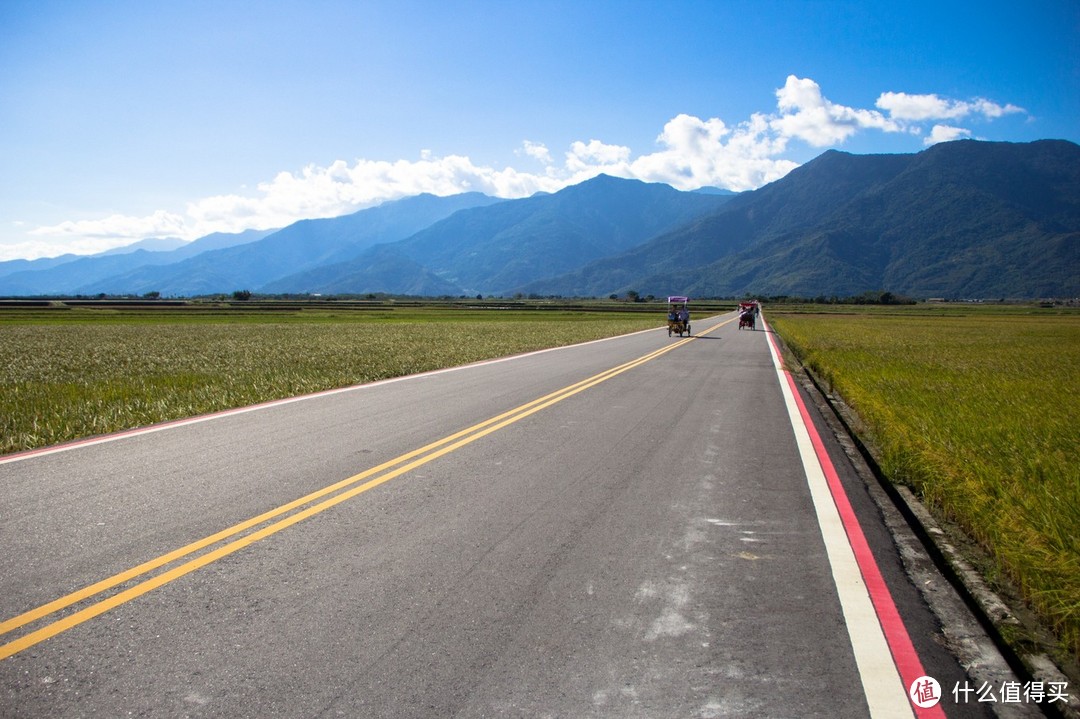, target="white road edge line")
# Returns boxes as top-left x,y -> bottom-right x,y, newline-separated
764,322 -> 915,719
